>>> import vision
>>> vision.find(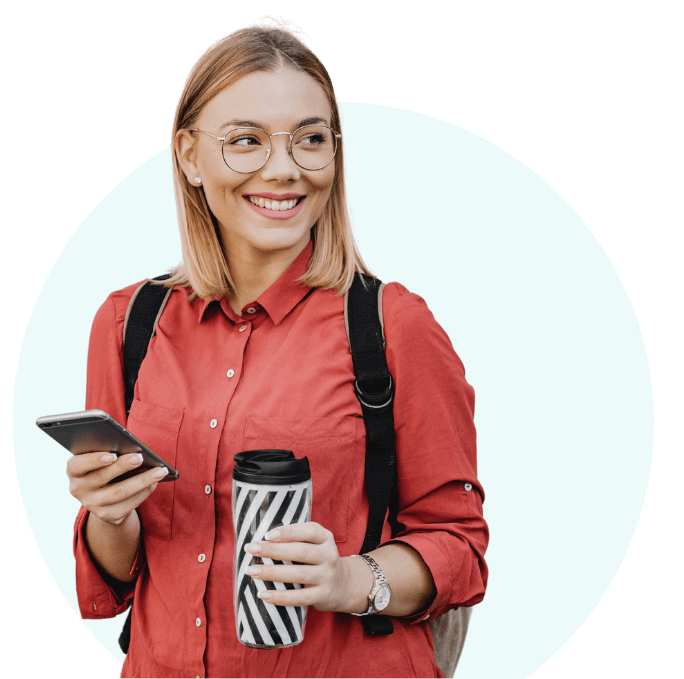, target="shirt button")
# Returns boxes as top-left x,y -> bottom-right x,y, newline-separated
227,369 -> 235,378
239,325 -> 247,332
422,613 -> 430,621
198,553 -> 206,563
210,419 -> 217,429
246,307 -> 256,314
93,603 -> 97,612
196,617 -> 202,627
464,483 -> 472,491
205,485 -> 212,494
